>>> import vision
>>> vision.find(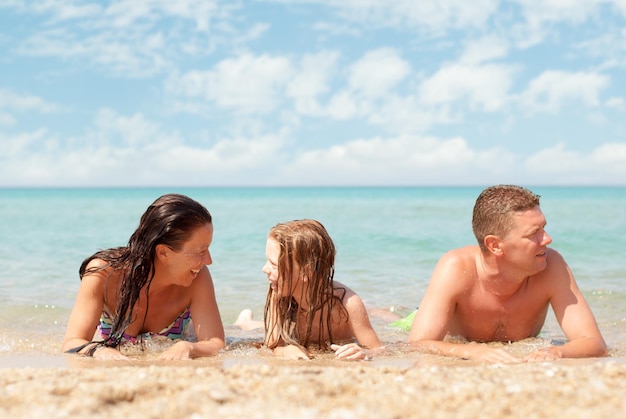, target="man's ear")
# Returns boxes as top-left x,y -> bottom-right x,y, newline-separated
484,235 -> 503,256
